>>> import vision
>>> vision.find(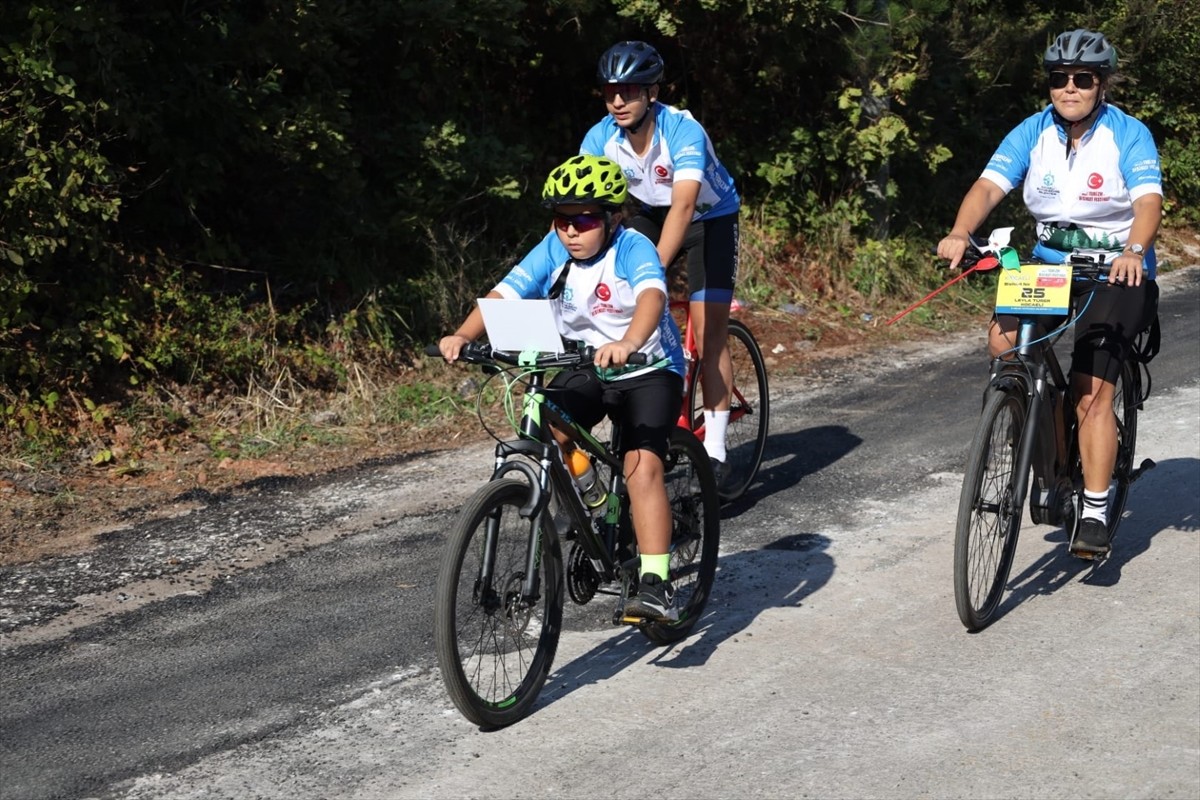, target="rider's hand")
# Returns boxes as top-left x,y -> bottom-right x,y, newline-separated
1109,252 -> 1145,287
937,233 -> 970,271
595,340 -> 638,369
438,334 -> 471,362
